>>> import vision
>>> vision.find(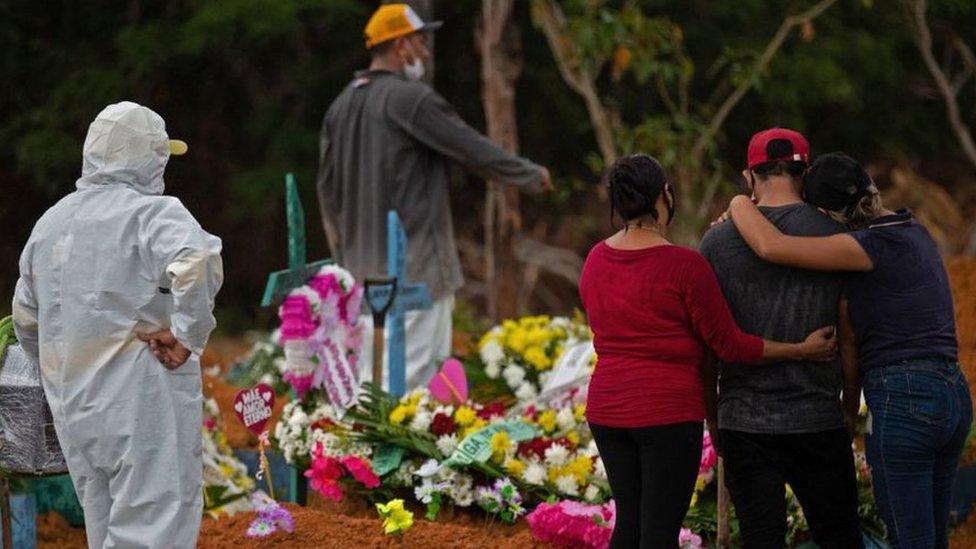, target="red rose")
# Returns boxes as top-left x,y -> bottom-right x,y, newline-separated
477,402 -> 506,420
430,412 -> 456,437
518,437 -> 555,460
